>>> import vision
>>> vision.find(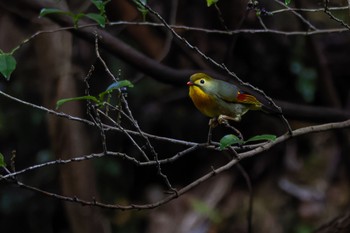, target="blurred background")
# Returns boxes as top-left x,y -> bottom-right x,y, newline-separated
0,0 -> 350,232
